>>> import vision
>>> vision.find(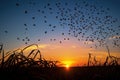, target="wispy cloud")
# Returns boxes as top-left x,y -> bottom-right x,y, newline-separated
109,35 -> 120,40
38,44 -> 62,50
72,46 -> 77,48
38,44 -> 50,49
84,41 -> 94,45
